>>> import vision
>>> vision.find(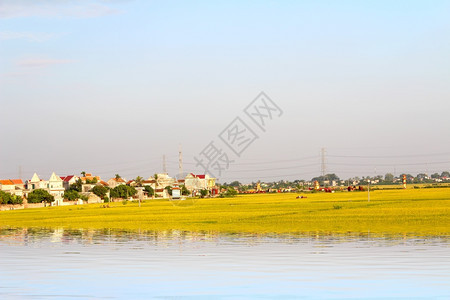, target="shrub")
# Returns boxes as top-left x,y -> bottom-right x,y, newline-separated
27,189 -> 54,204
64,190 -> 80,201
112,185 -> 137,199
0,191 -> 23,205
91,185 -> 108,199
199,189 -> 209,198
221,187 -> 237,198
144,186 -> 154,197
